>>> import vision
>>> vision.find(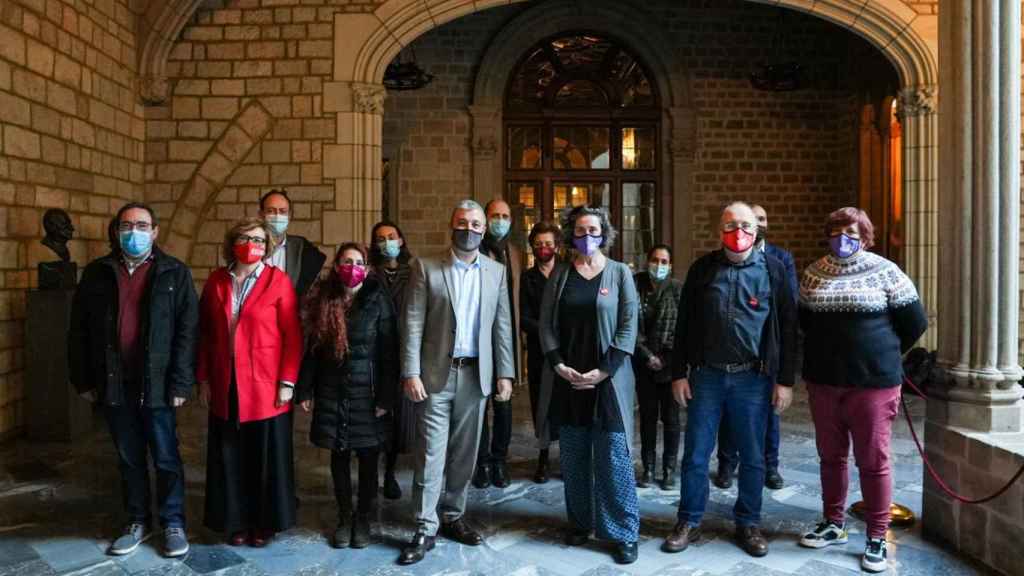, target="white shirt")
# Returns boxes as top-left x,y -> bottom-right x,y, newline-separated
228,262 -> 265,354
267,235 -> 287,271
450,251 -> 482,358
